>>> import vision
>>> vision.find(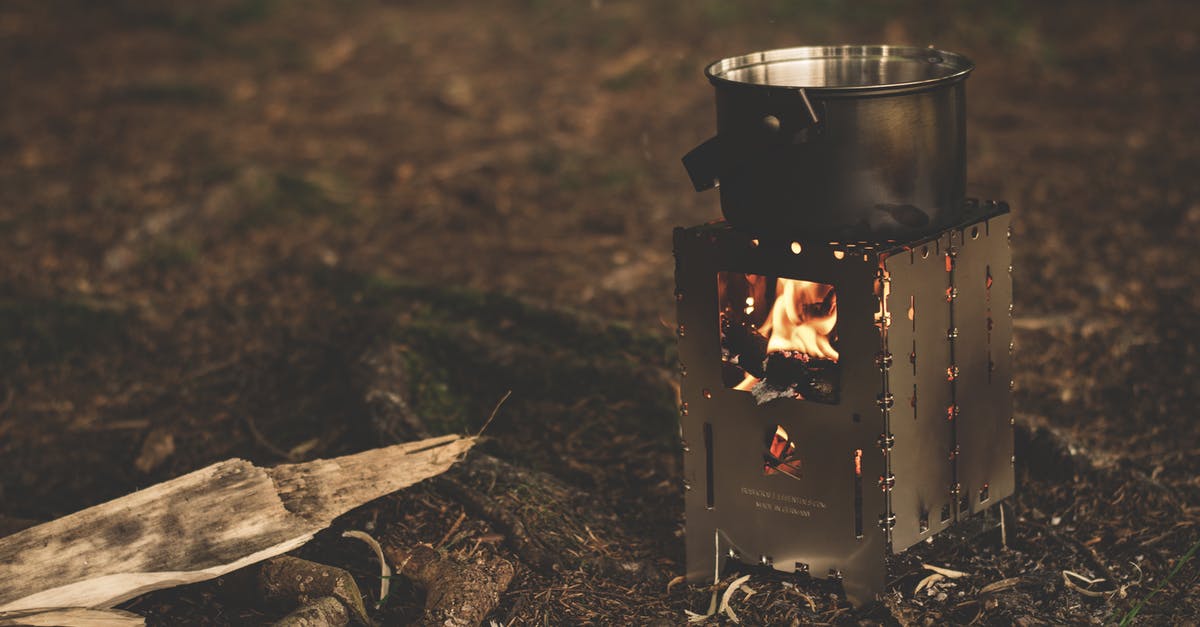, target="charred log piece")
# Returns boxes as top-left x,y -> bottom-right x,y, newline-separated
750,351 -> 839,405
381,543 -> 514,627
720,313 -> 768,379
